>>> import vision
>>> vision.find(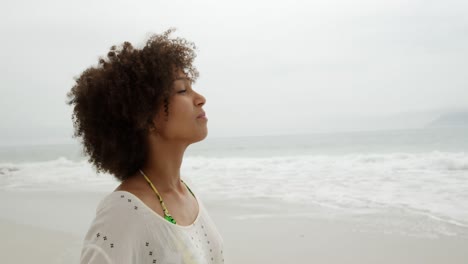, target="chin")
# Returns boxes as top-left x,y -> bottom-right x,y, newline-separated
192,130 -> 208,143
